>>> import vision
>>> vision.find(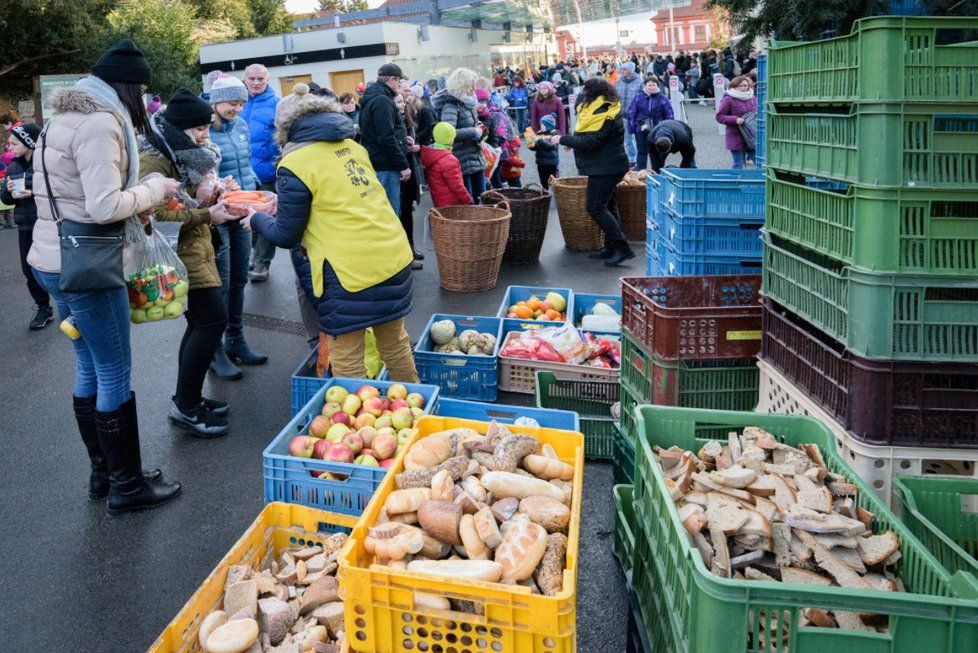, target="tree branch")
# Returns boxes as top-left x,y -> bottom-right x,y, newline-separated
0,50 -> 82,78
